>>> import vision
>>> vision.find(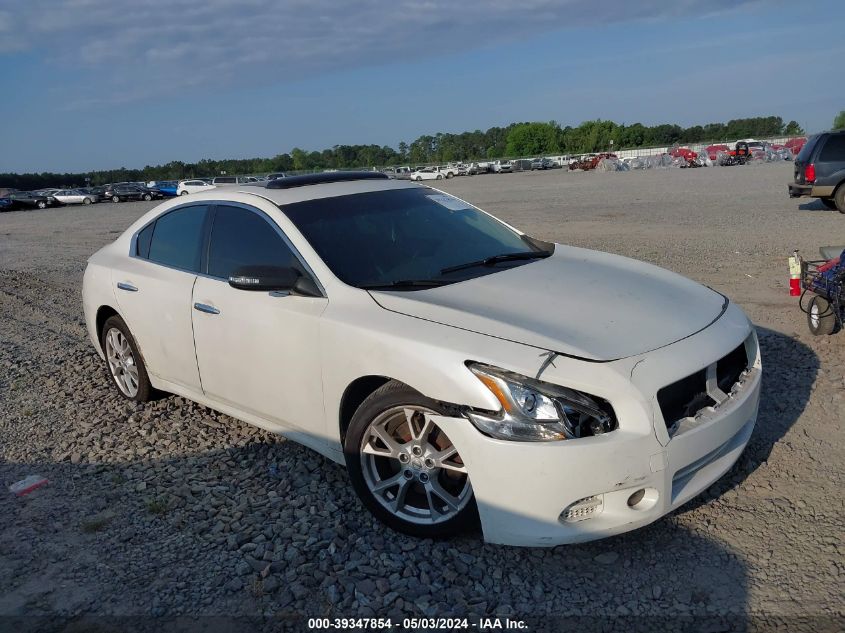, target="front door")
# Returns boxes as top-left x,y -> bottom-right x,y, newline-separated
190,204 -> 327,431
